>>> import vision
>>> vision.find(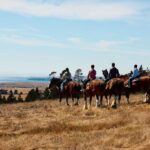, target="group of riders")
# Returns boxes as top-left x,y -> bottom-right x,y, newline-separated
59,63 -> 141,91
